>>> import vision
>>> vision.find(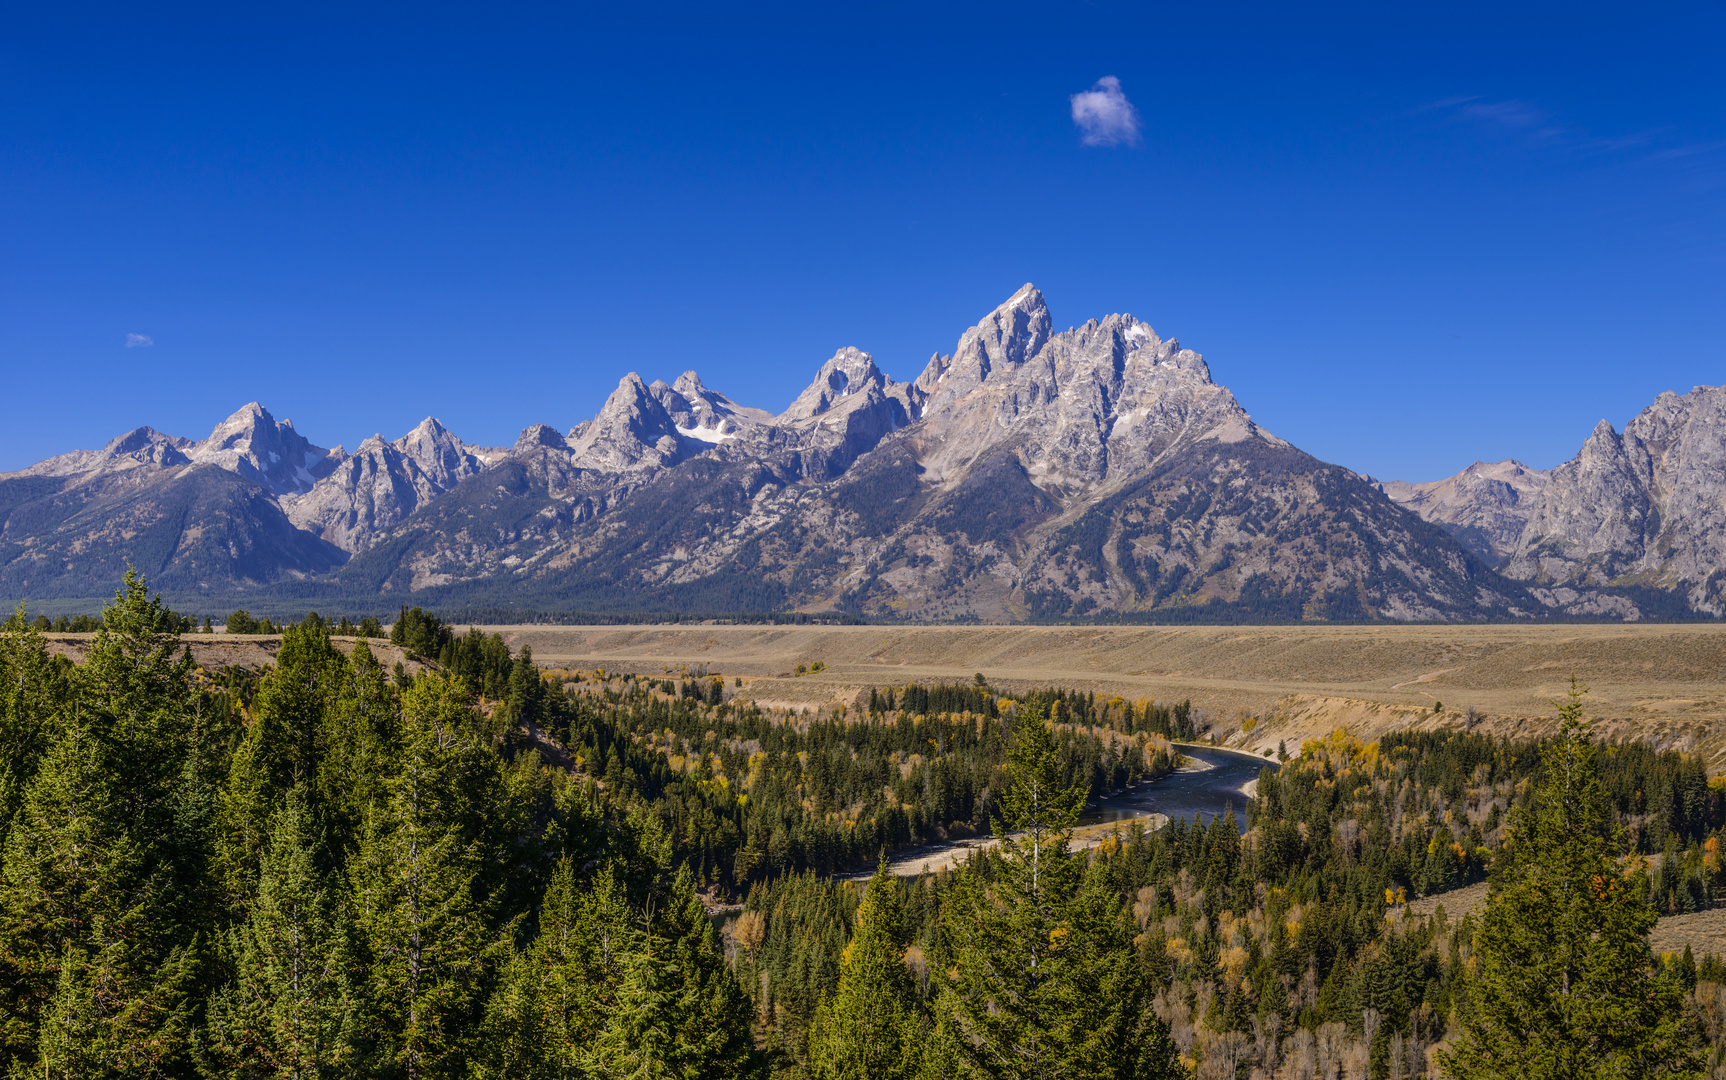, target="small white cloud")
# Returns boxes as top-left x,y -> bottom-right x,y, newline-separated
1070,76 -> 1141,147
126,333 -> 153,348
